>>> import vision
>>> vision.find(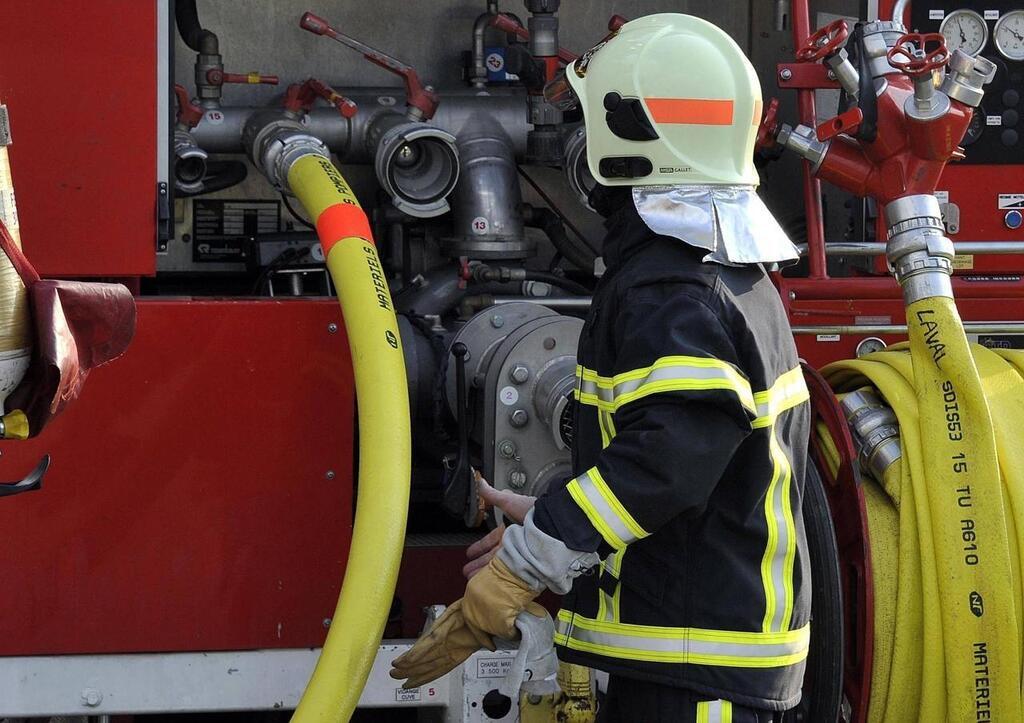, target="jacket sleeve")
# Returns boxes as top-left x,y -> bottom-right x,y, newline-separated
533,284 -> 755,553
